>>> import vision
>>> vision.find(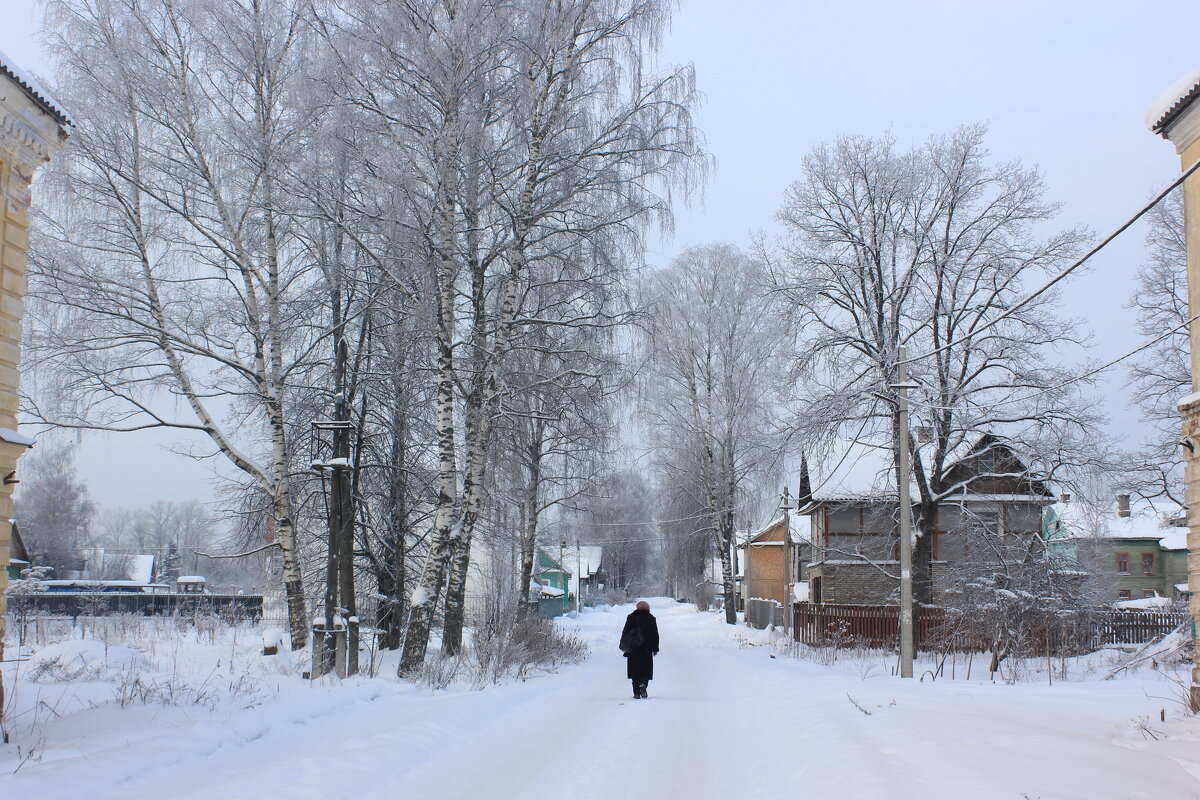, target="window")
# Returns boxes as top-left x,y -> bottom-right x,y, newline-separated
1142,552 -> 1155,576
826,507 -> 860,535
1116,552 -> 1129,574
968,510 -> 1001,537
1142,590 -> 1156,599
1117,589 -> 1132,601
